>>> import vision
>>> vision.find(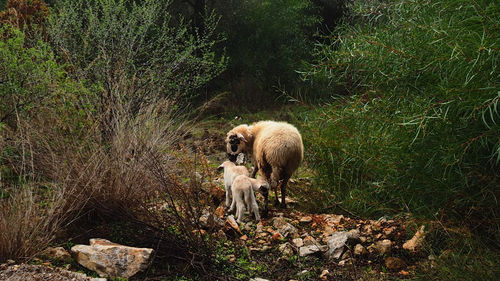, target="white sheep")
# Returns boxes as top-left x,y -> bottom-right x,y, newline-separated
217,160 -> 249,208
225,121 -> 303,211
228,175 -> 269,222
